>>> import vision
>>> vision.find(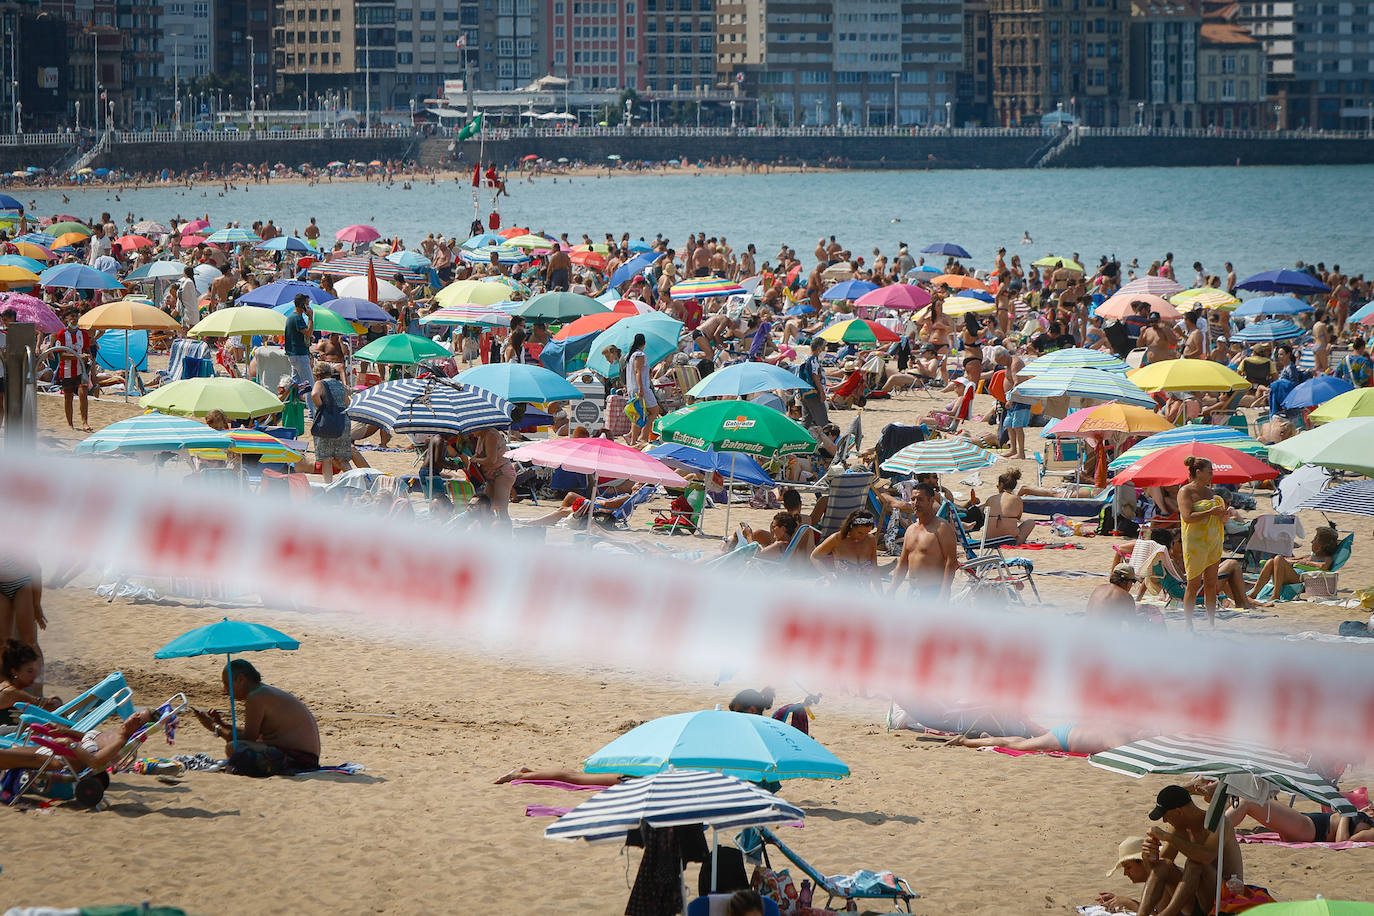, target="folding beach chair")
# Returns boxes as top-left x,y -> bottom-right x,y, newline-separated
605,484 -> 656,529
813,470 -> 874,538
10,681 -> 136,741
938,500 -> 1039,604
653,482 -> 708,535
740,827 -> 917,913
